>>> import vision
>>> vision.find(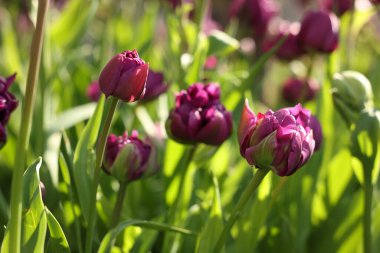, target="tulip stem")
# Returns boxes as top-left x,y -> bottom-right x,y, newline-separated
110,182 -> 128,228
85,96 -> 119,253
212,168 -> 270,253
7,1 -> 49,253
363,164 -> 372,253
